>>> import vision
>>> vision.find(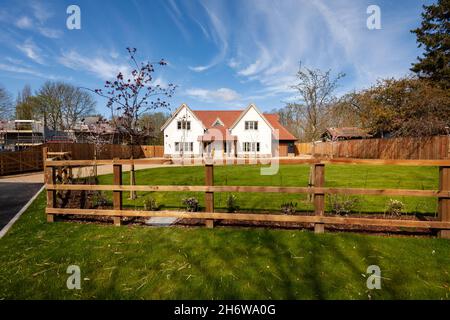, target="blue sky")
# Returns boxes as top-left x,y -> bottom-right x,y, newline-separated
0,0 -> 432,116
